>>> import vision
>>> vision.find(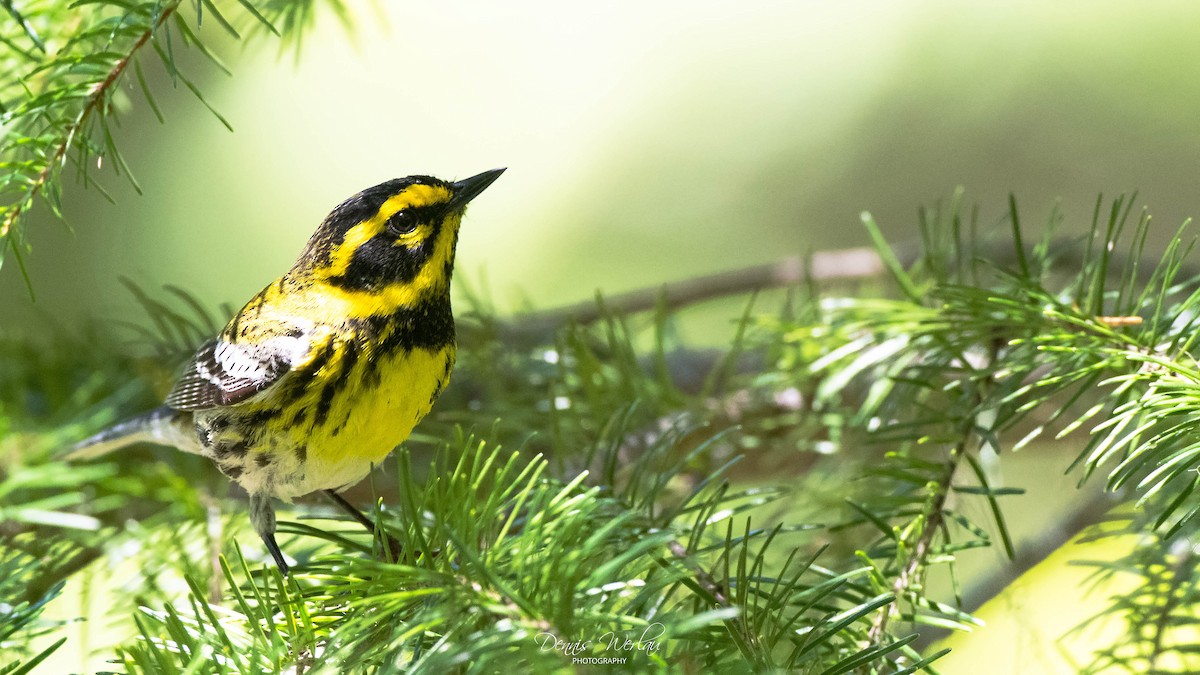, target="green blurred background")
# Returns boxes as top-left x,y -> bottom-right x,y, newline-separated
8,1 -> 1200,327
9,1 -> 1200,671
